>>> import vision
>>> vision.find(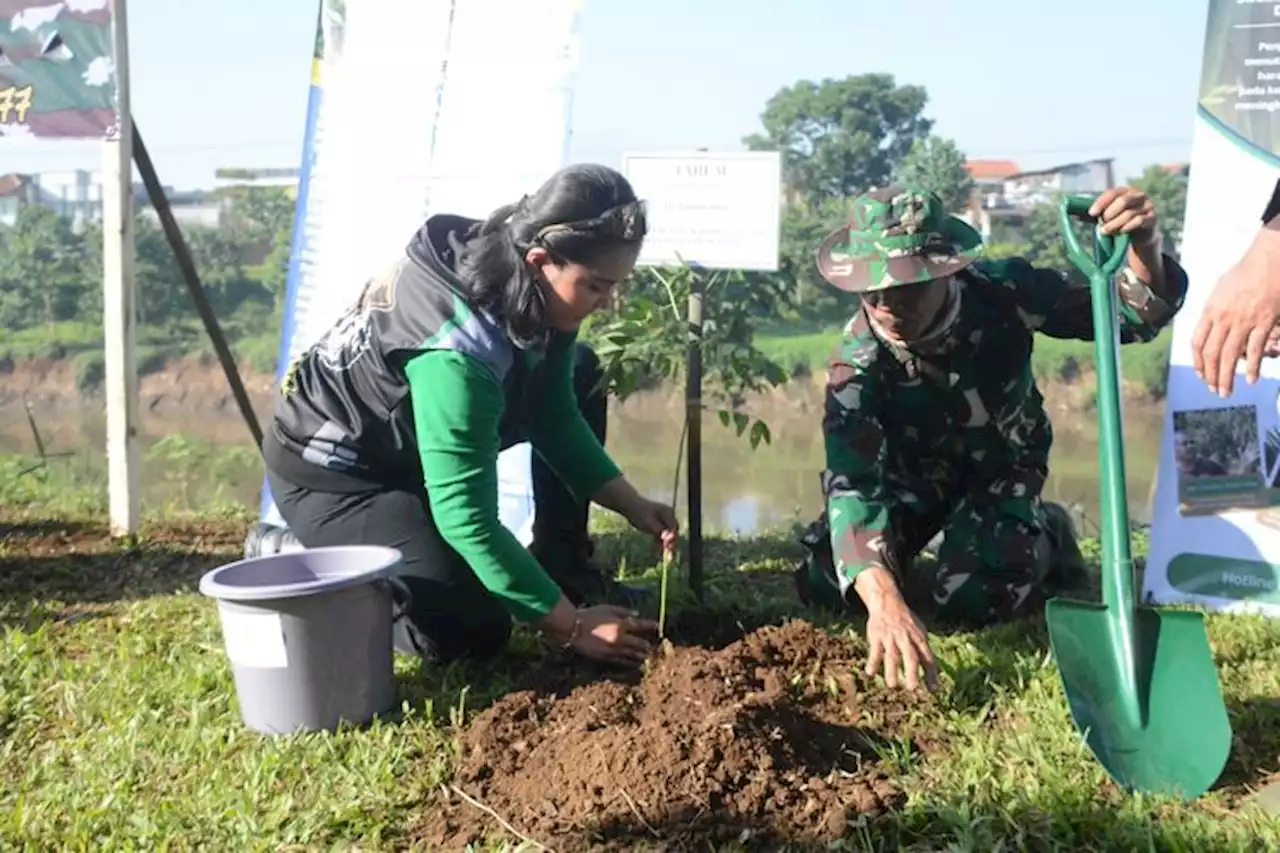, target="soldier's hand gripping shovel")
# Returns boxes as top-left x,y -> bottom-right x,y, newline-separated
1043,194 -> 1232,800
